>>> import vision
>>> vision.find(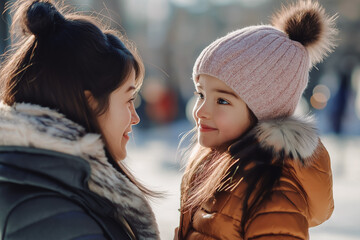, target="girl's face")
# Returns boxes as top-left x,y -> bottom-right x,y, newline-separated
193,74 -> 252,149
89,69 -> 140,160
